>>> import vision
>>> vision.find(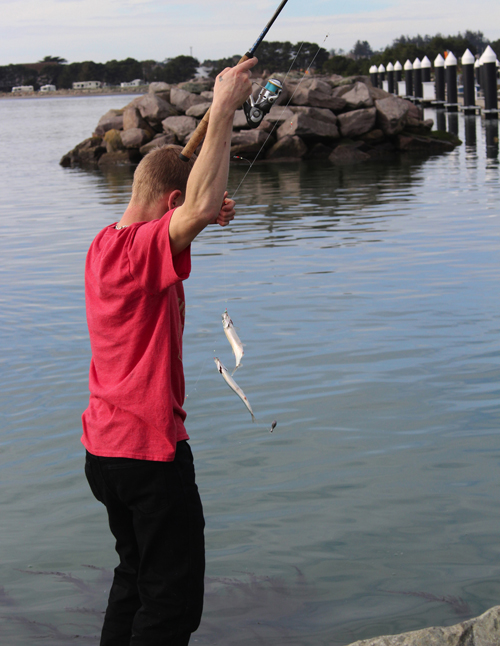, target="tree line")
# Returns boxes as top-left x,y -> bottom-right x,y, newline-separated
1,32 -> 498,92
0,55 -> 200,92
